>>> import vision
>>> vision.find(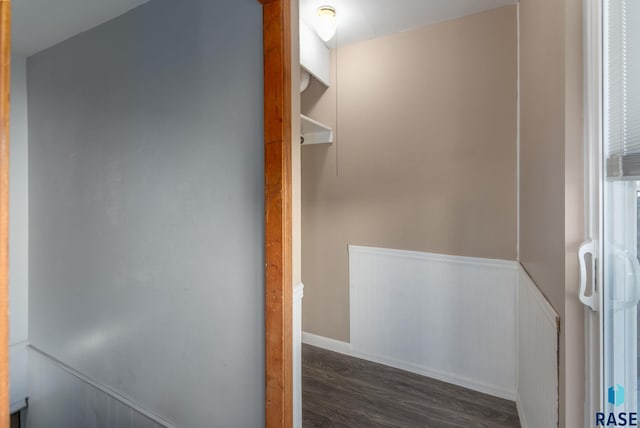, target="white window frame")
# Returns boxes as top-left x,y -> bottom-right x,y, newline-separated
584,0 -> 605,422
